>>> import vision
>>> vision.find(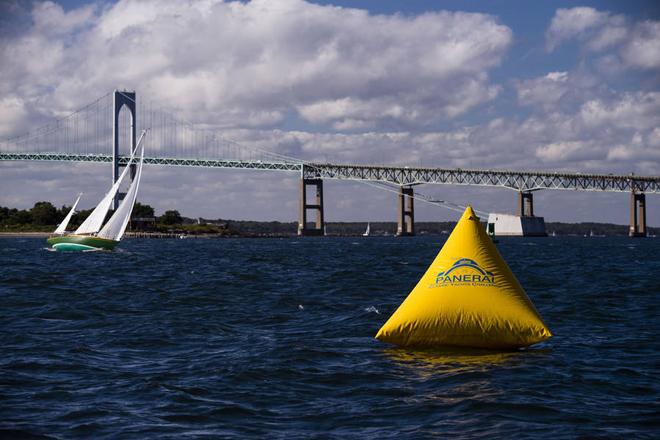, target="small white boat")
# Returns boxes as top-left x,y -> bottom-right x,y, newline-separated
362,222 -> 371,237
